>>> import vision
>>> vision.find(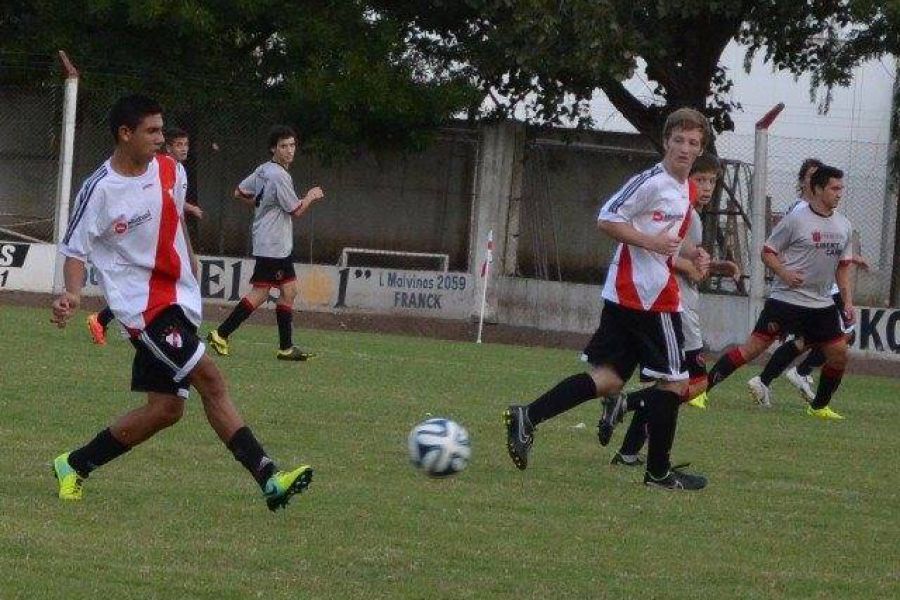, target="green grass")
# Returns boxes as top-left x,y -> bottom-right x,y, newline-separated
1,303 -> 898,599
